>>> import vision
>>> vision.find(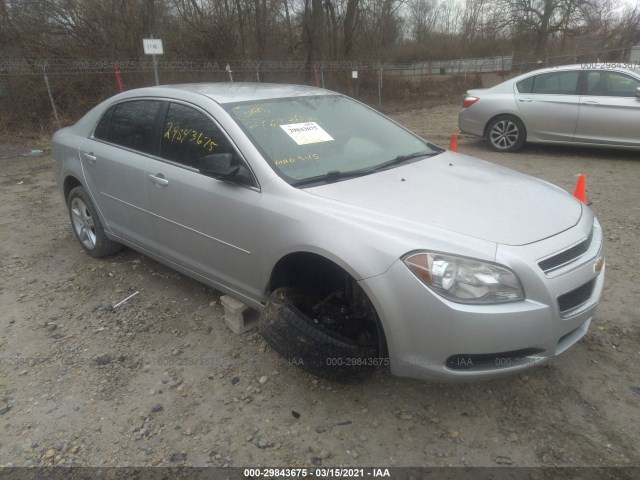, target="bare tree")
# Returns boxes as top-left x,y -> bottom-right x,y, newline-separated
407,0 -> 439,43
497,0 -> 592,58
461,0 -> 489,44
614,5 -> 640,60
343,0 -> 359,56
303,0 -> 325,62
0,0 -> 635,65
